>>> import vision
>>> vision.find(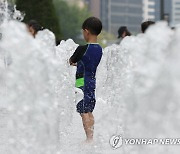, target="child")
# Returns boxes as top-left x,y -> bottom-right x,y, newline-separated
117,26 -> 131,44
118,26 -> 131,39
141,21 -> 155,33
27,20 -> 43,37
69,17 -> 103,143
